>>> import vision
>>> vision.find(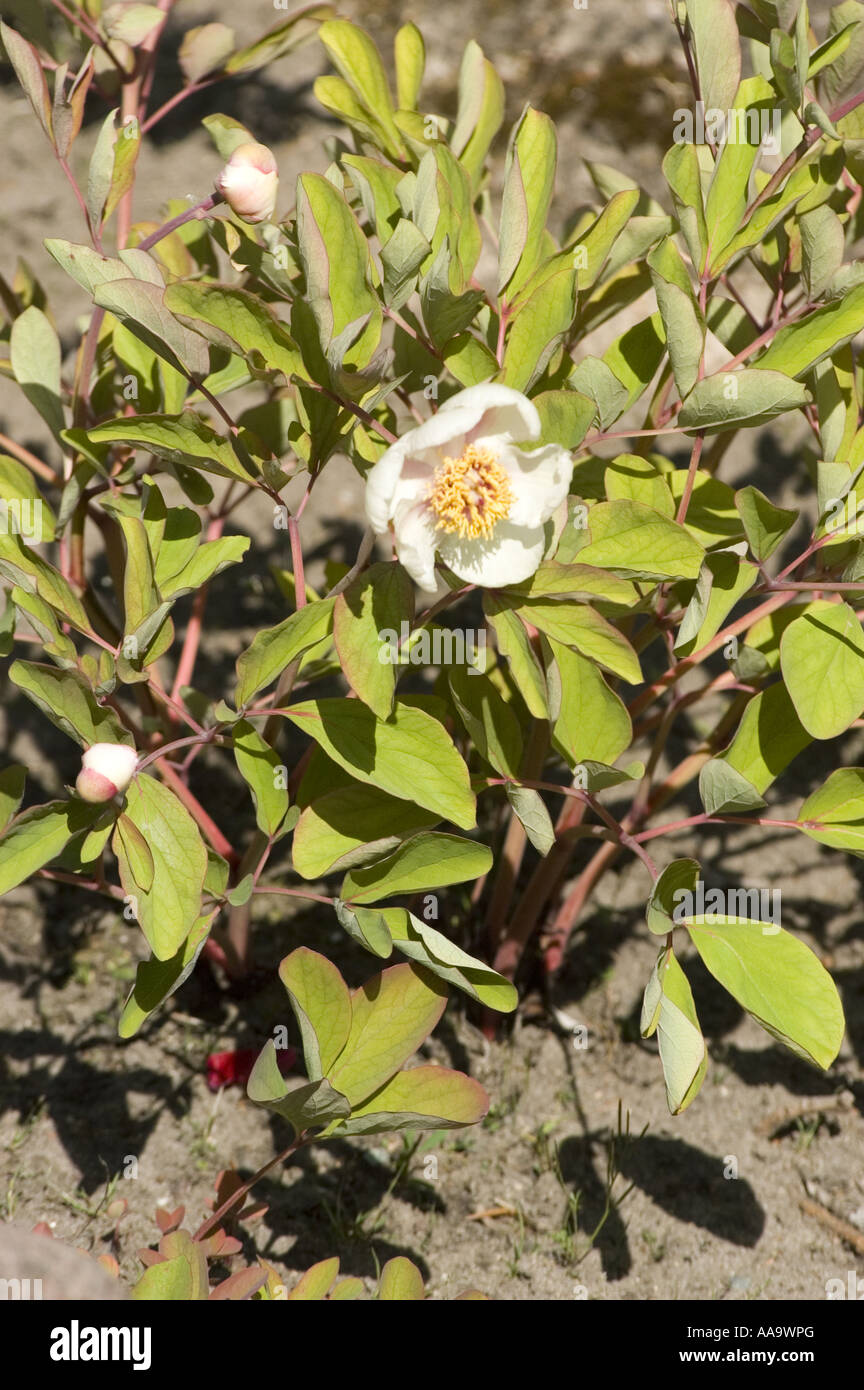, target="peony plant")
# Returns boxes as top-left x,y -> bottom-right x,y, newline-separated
1,0 -> 864,1294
